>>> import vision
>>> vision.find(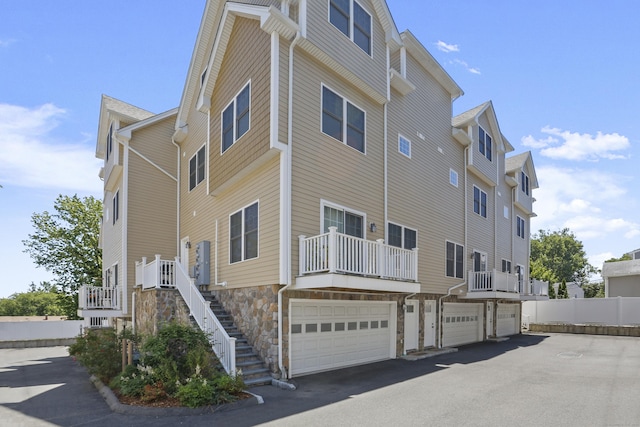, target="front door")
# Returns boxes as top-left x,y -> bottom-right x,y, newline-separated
486,301 -> 494,338
404,300 -> 419,353
424,300 -> 436,347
